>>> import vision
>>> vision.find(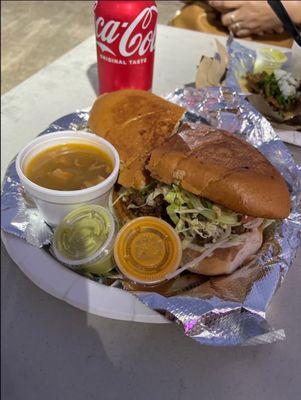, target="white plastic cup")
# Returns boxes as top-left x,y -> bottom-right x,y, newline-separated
291,41 -> 301,80
253,48 -> 287,74
52,205 -> 117,274
16,130 -> 120,226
